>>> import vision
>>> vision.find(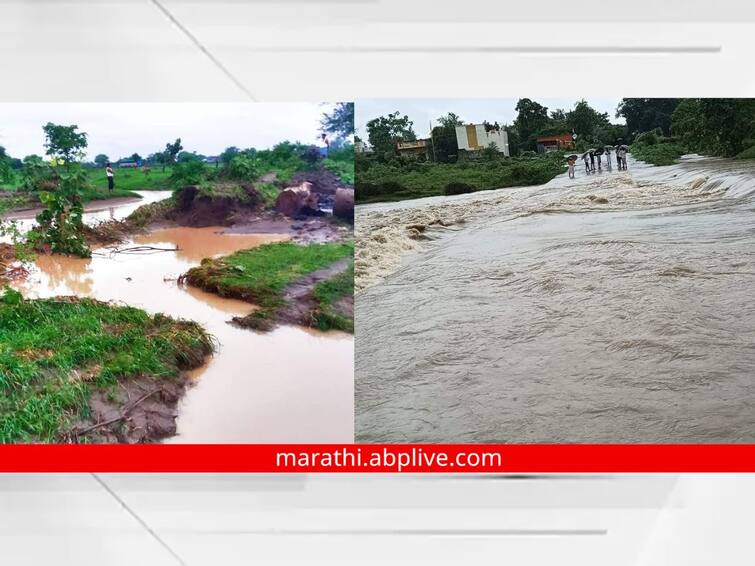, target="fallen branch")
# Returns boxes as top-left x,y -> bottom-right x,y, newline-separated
102,245 -> 180,255
70,388 -> 163,439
